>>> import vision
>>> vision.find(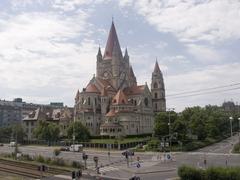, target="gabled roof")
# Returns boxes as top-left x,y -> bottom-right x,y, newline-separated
105,109 -> 116,117
112,89 -> 128,105
124,85 -> 145,95
103,21 -> 122,60
85,83 -> 100,93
